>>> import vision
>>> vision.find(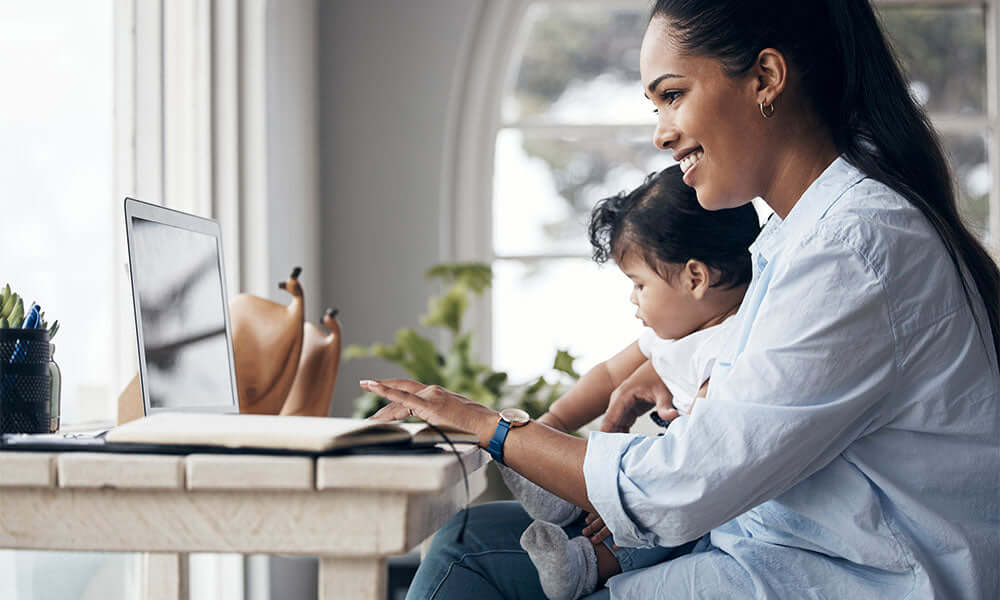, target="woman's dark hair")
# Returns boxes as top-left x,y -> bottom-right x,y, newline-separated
651,0 -> 1000,366
589,165 -> 760,289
